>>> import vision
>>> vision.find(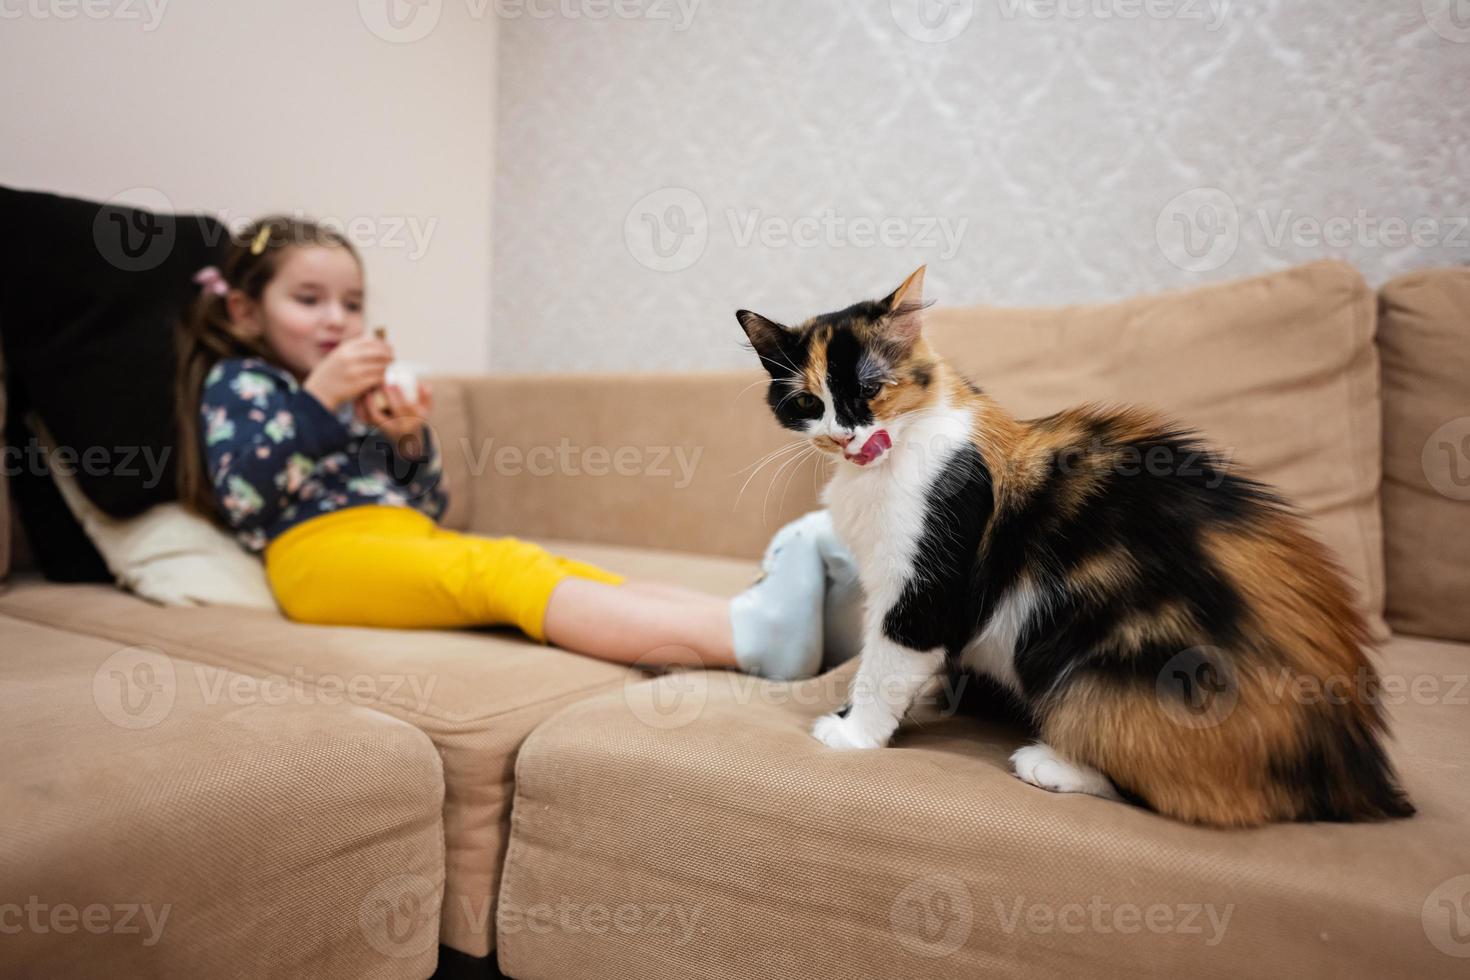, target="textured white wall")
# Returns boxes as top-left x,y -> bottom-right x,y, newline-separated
1,0 -> 497,375
492,0 -> 1470,373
